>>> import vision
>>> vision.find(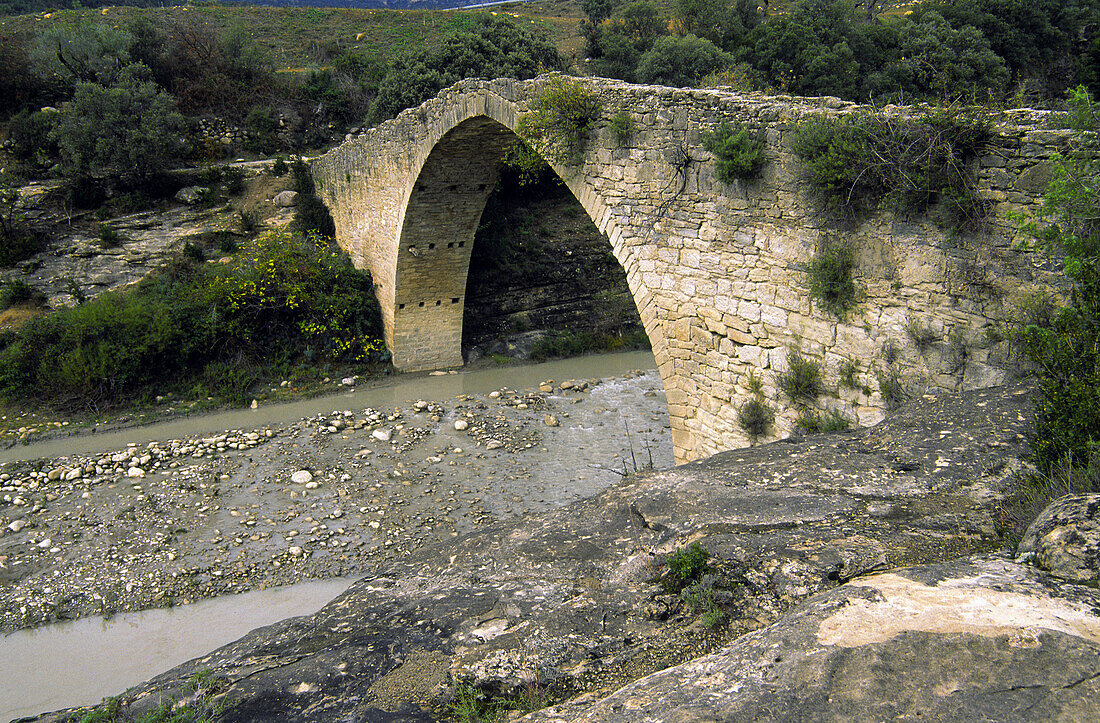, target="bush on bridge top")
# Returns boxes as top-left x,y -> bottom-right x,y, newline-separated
517,78 -> 602,167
